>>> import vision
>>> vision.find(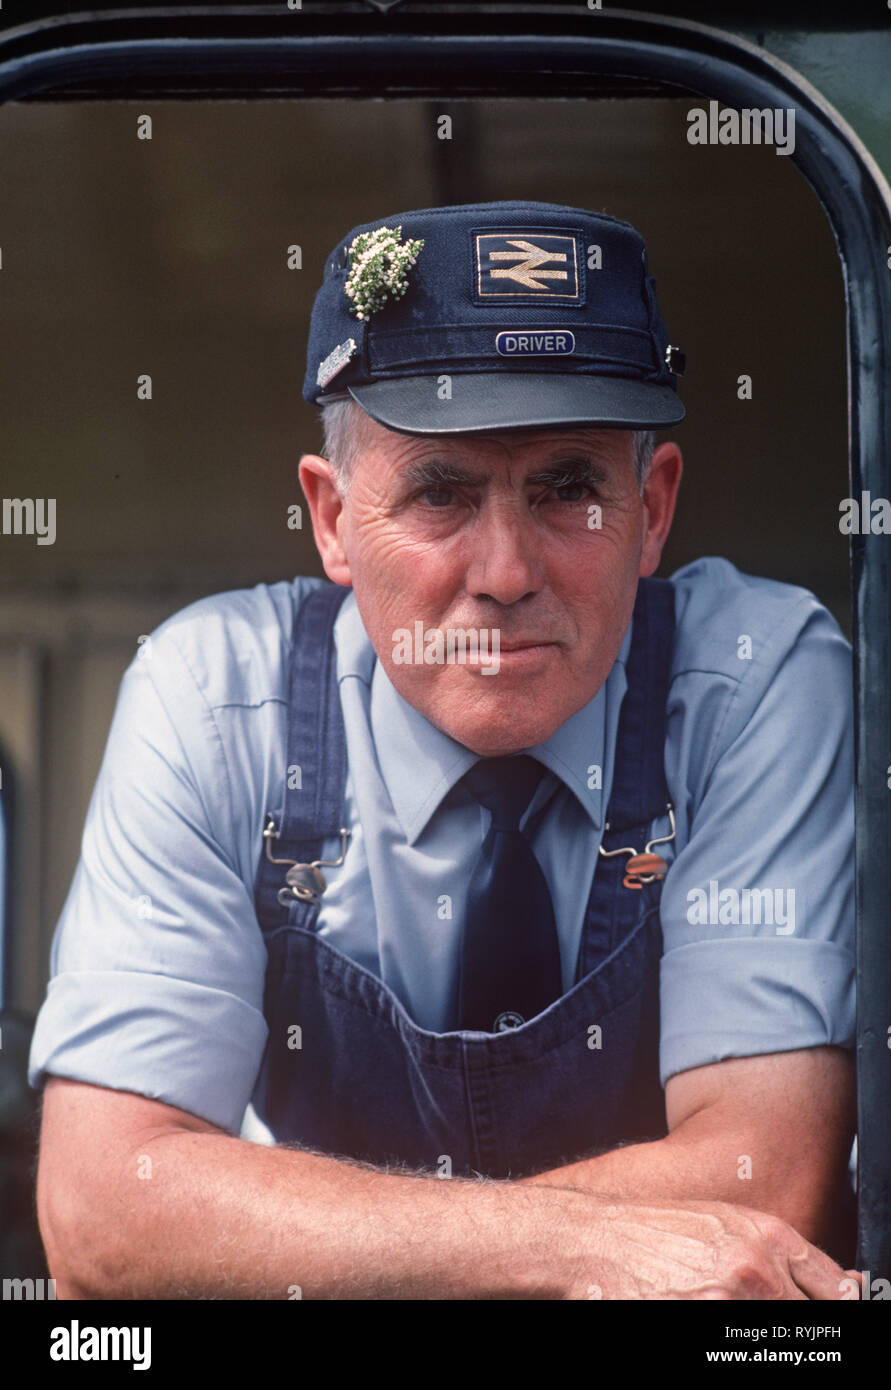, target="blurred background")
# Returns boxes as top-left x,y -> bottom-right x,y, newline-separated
0,94 -> 847,1018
